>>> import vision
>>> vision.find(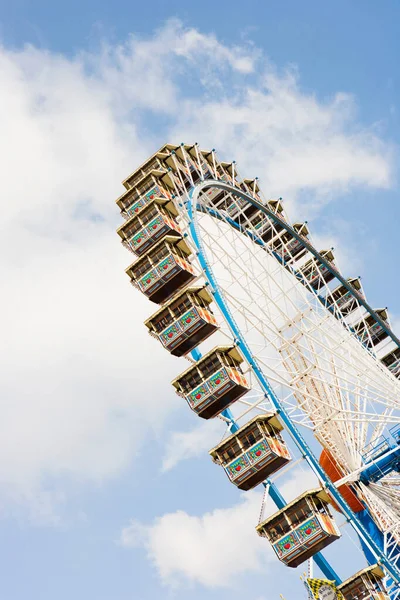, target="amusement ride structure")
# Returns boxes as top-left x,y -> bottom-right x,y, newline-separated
115,143 -> 400,599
